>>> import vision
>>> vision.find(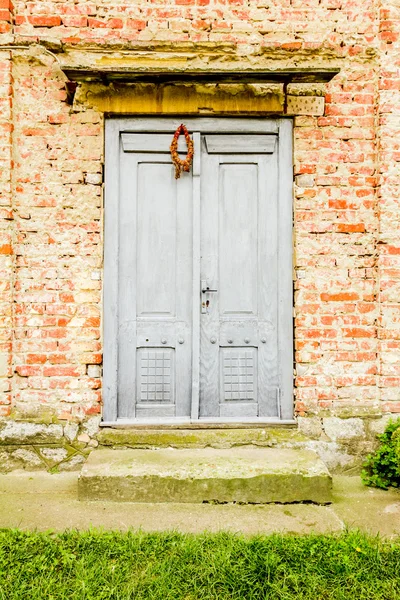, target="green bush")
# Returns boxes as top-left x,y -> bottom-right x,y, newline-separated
362,418 -> 400,489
